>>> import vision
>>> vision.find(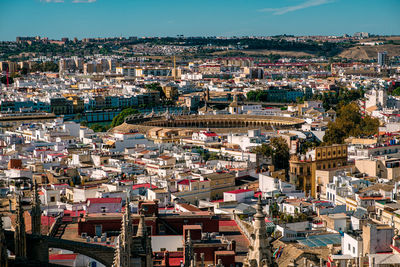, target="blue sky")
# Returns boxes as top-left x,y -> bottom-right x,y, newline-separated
0,0 -> 399,41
